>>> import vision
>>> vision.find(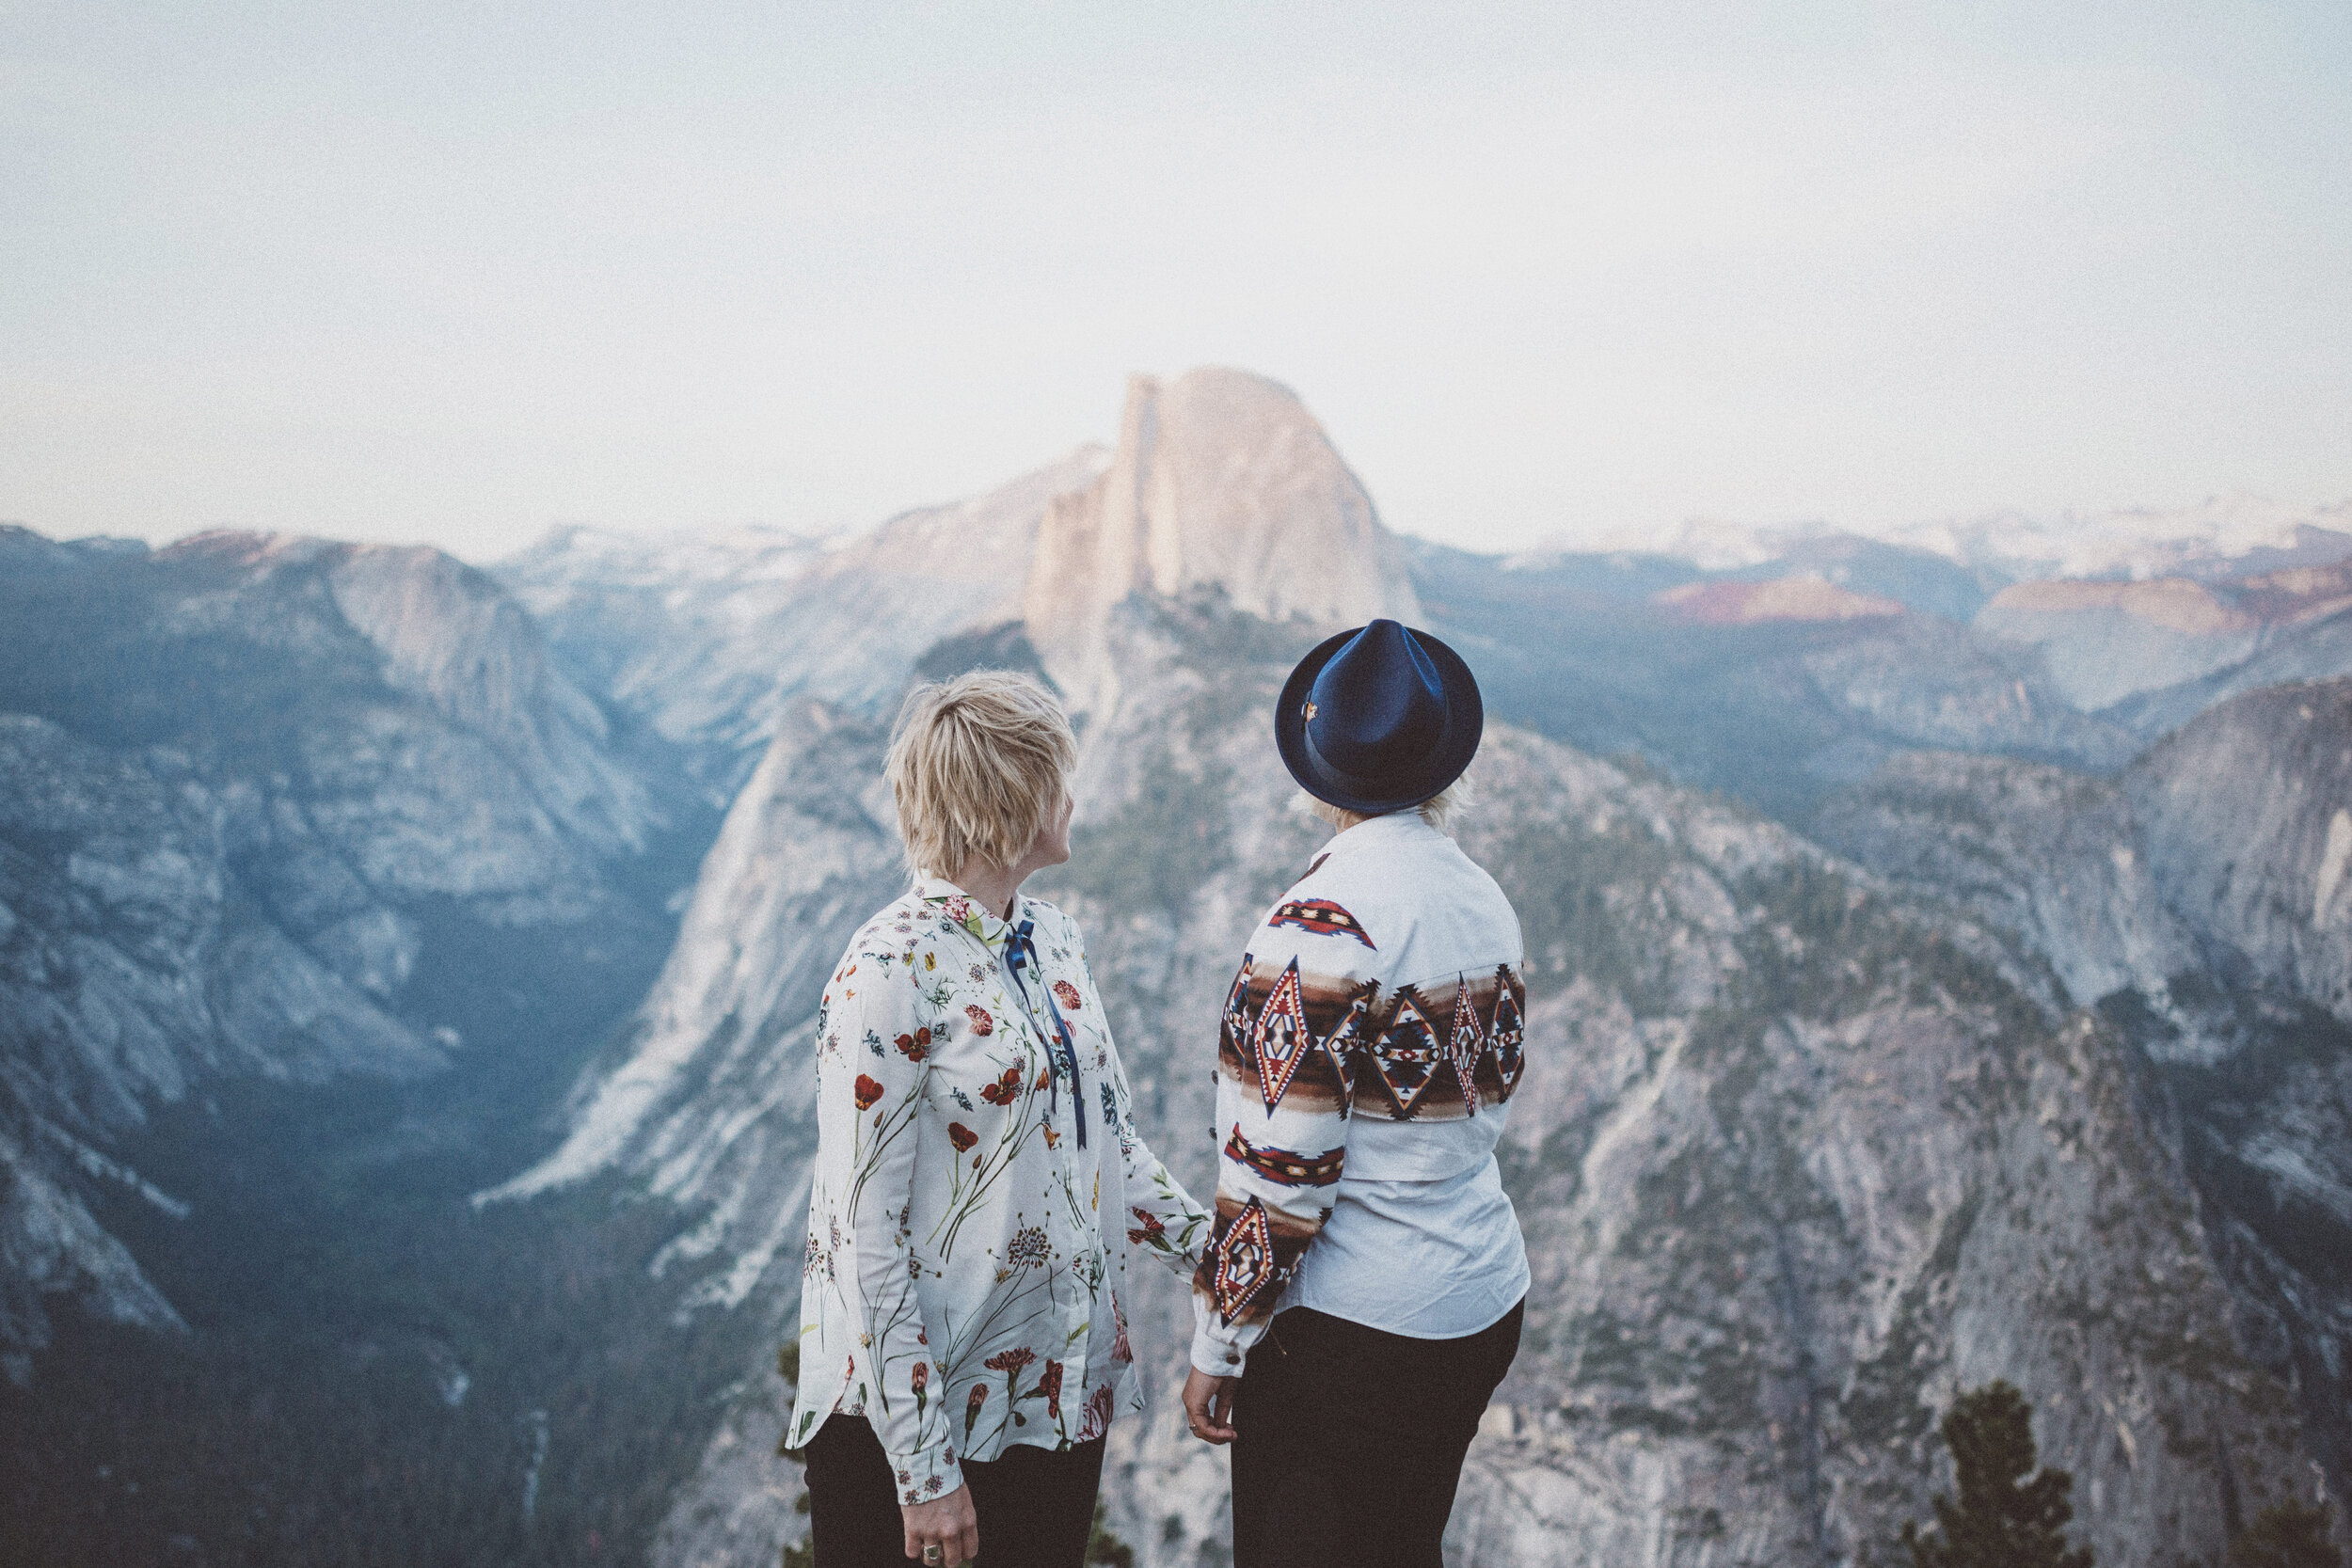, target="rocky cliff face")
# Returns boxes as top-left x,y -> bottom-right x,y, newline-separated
1815,680 -> 2352,1055
475,698 -> 898,1233
2112,606 -> 2352,741
0,531 -> 673,1373
0,714 -> 448,1378
496,369 -> 1419,768
1815,679 -> 2352,1509
1808,752 -> 2196,1008
1022,369 -> 1419,705
2128,680 -> 2352,1016
320,541 -> 659,858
